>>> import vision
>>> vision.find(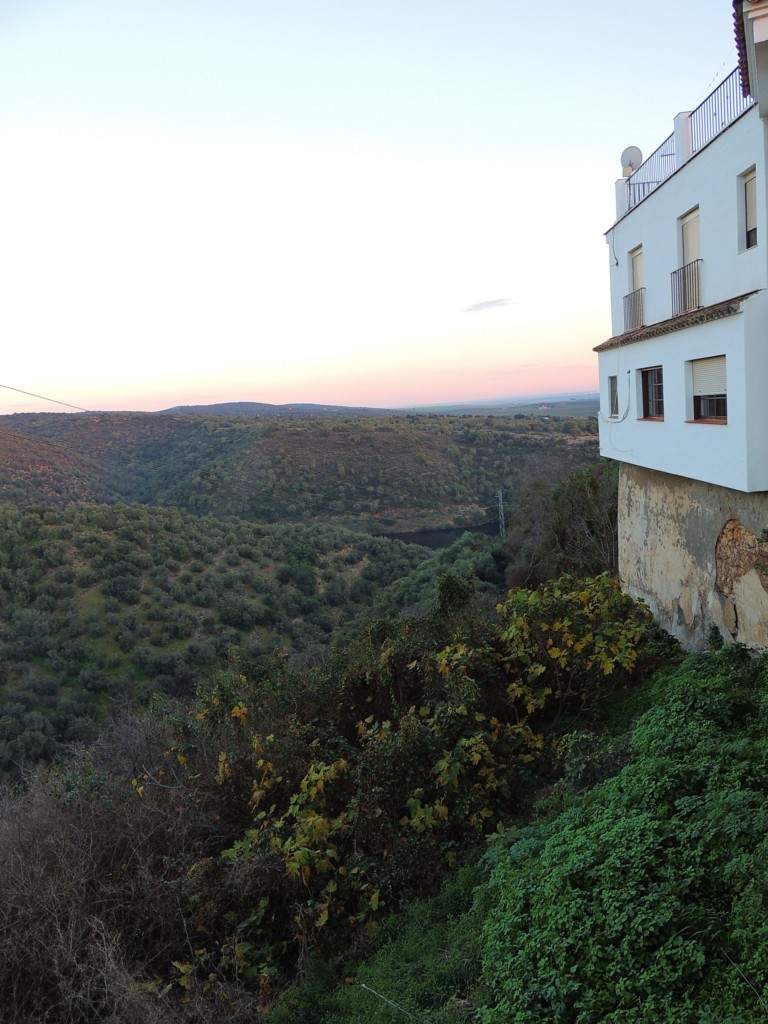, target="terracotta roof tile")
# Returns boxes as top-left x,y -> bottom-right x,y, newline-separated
734,0 -> 751,96
593,291 -> 758,353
